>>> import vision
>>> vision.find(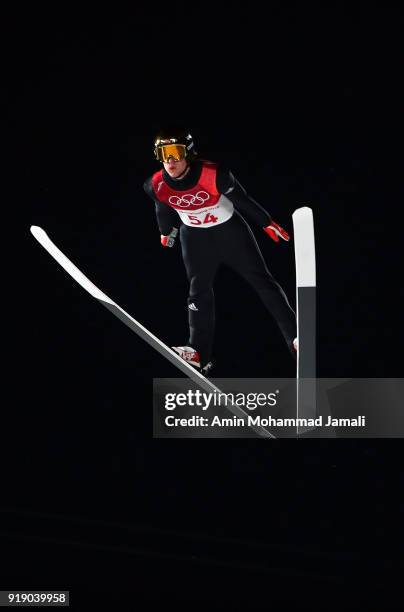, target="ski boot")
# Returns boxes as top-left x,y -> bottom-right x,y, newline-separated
172,346 -> 213,377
